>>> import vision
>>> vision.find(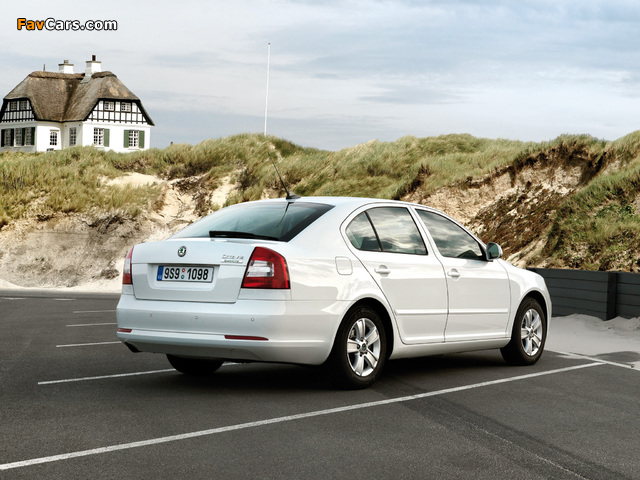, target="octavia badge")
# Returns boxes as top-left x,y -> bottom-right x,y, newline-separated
177,246 -> 187,257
